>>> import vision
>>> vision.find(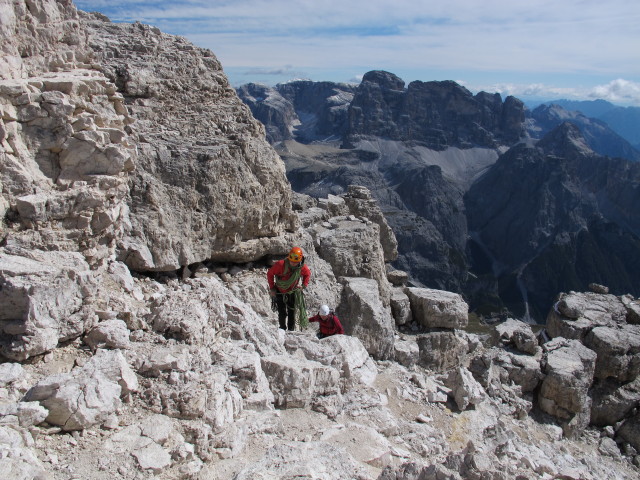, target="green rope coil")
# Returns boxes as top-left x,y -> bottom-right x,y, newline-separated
293,288 -> 308,329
